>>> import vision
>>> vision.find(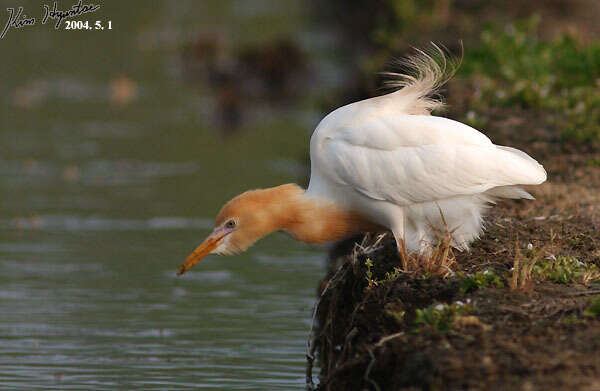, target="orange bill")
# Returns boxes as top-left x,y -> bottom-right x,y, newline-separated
177,229 -> 228,275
